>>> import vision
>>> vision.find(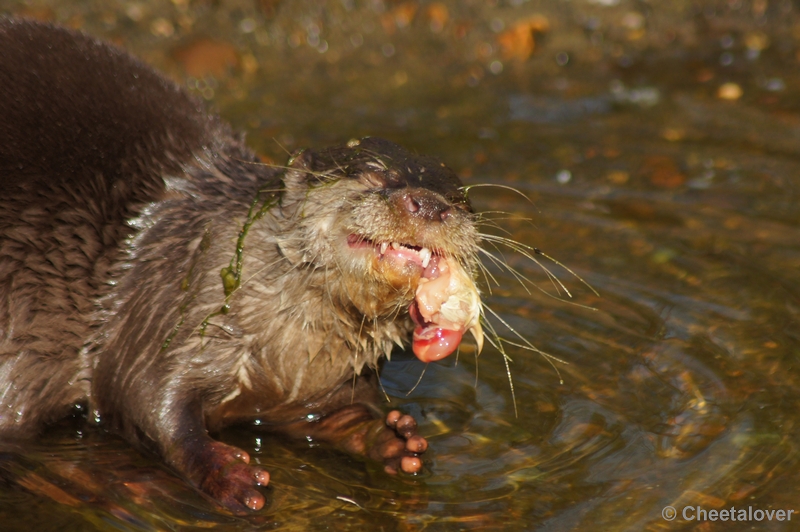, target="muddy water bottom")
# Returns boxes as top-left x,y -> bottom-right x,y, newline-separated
3,1 -> 800,530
